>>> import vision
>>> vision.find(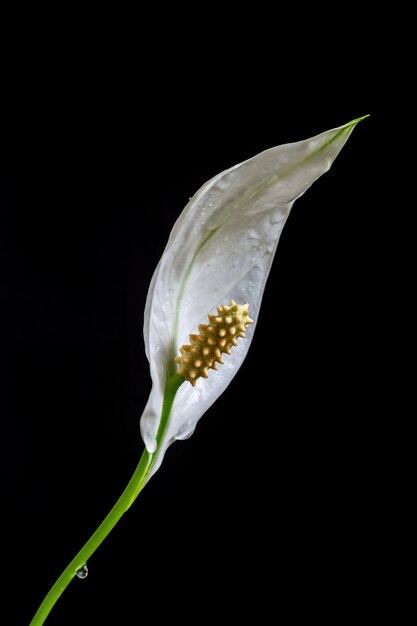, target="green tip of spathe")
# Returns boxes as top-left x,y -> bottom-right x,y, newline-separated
345,114 -> 370,126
